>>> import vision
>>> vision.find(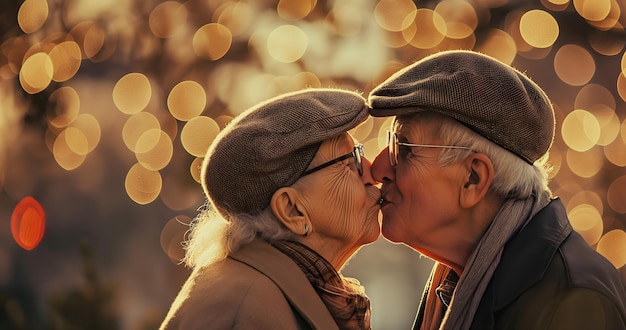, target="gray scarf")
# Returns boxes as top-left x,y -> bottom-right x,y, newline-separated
424,193 -> 550,330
